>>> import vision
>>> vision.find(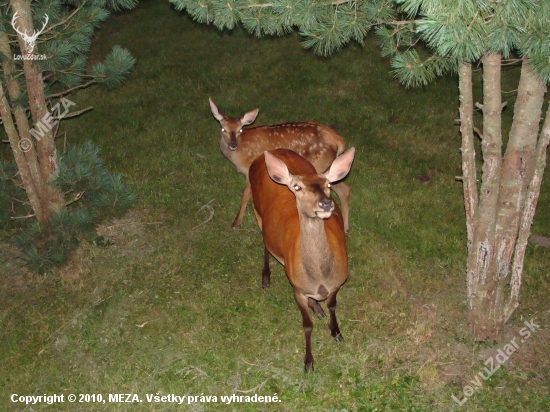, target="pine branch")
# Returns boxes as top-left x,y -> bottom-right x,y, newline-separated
41,4 -> 83,37
390,19 -> 418,25
46,80 -> 97,99
65,190 -> 85,206
11,213 -> 35,220
246,0 -> 350,7
246,3 -> 274,8
52,106 -> 93,120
